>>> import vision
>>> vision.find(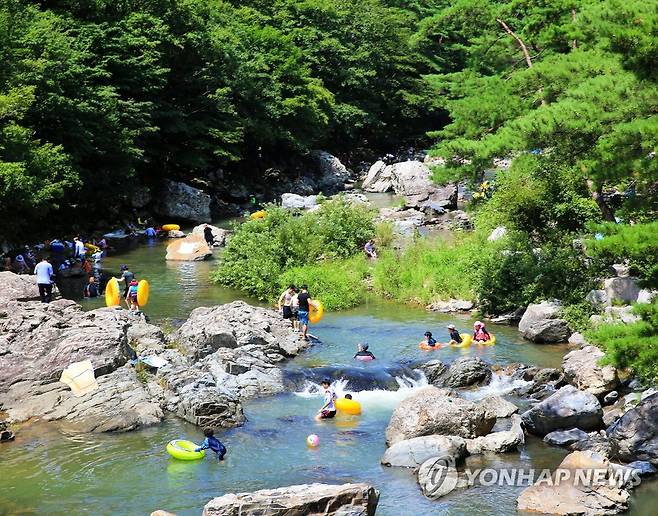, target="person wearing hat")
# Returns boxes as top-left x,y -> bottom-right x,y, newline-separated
473,321 -> 492,343
116,264 -> 135,301
354,343 -> 376,360
421,331 -> 438,347
447,324 -> 462,345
